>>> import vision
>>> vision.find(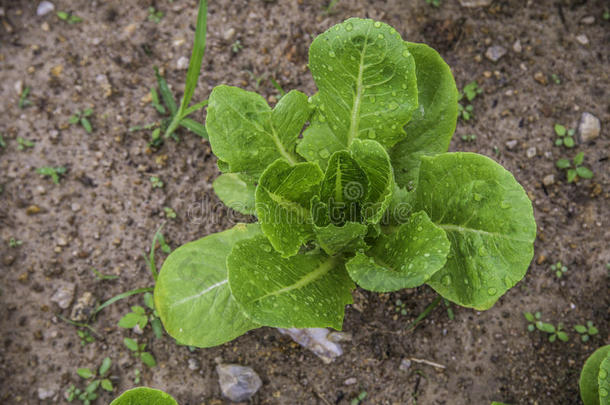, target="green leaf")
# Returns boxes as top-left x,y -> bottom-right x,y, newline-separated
296,118 -> 346,169
589,326 -> 599,336
557,331 -> 569,342
143,292 -> 154,310
117,312 -> 141,329
576,166 -> 593,179
345,211 -> 449,292
180,118 -> 208,139
414,153 -> 536,310
228,235 -> 354,329
580,345 -> 610,405
524,312 -> 535,322
573,151 -> 585,166
599,355 -> 610,405
154,67 -> 177,115
536,321 -> 555,333
564,136 -> 575,148
556,158 -> 571,169
256,160 -> 323,257
206,86 -> 310,178
313,221 -> 368,255
567,169 -> 577,183
213,173 -> 256,215
131,305 -> 146,315
575,325 -> 588,334
154,223 -> 261,348
349,139 -> 394,224
140,352 -> 157,367
318,151 -> 369,225
98,357 -> 112,377
69,115 -> 80,124
180,0 -> 207,114
85,380 -> 100,394
110,387 -> 178,405
77,368 -> 95,379
554,124 -> 567,136
123,338 -> 138,352
299,18 -> 418,159
390,42 -> 458,190
100,379 -> 113,392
